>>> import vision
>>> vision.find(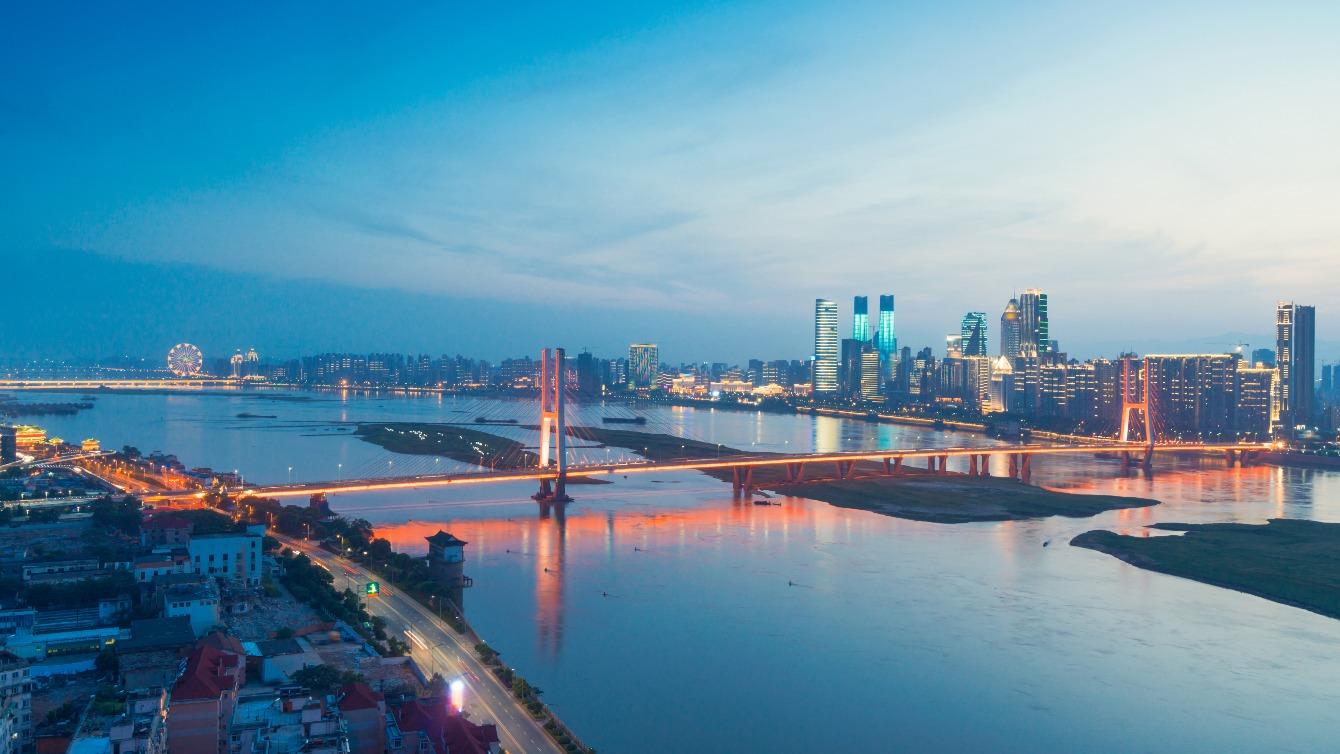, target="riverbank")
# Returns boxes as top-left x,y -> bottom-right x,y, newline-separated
1071,519 -> 1340,620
